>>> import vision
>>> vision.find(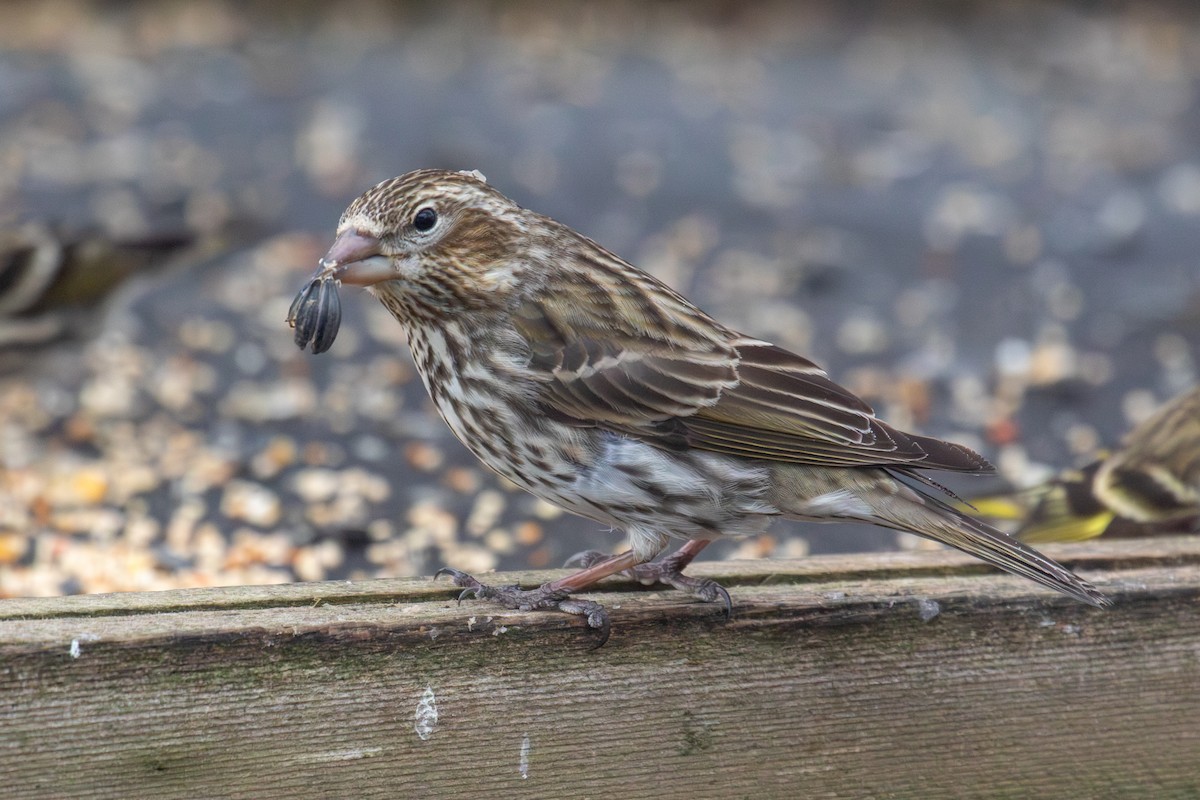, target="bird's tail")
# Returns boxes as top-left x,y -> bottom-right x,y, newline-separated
772,467 -> 1111,608
878,489 -> 1110,607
